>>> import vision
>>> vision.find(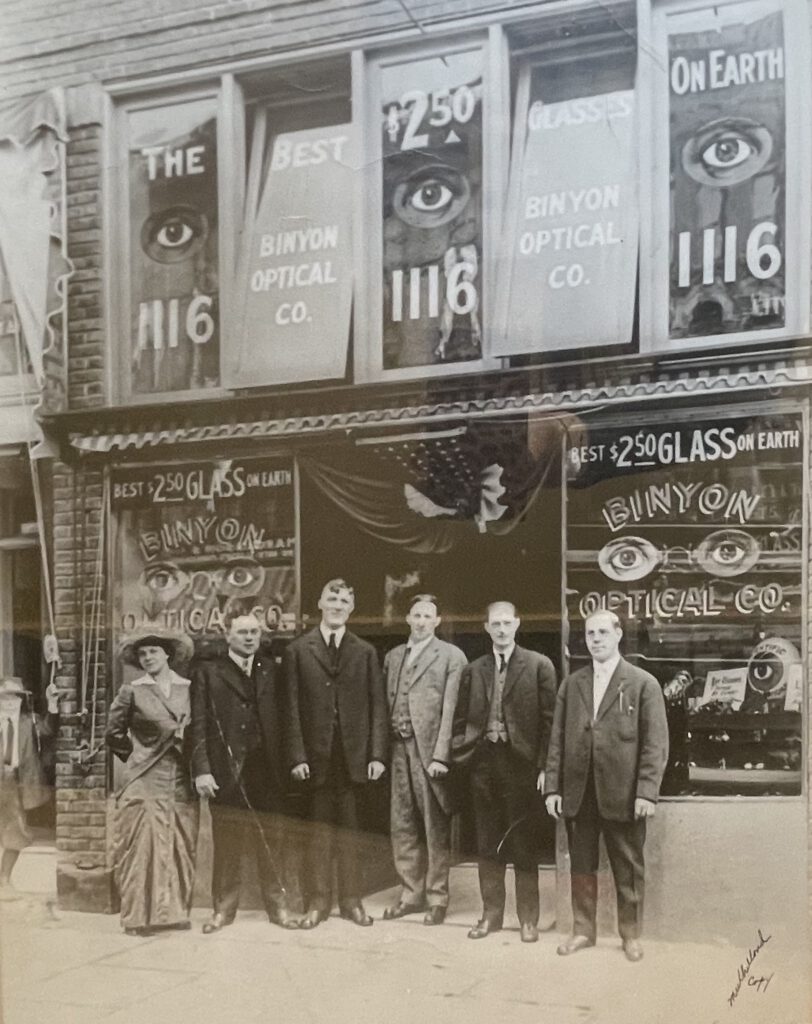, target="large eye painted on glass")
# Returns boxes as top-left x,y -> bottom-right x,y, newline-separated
220,558 -> 266,598
141,205 -> 208,263
139,562 -> 189,604
695,529 -> 759,578
598,536 -> 660,582
681,118 -> 773,188
392,164 -> 471,228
